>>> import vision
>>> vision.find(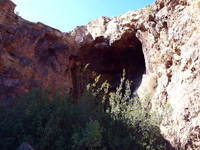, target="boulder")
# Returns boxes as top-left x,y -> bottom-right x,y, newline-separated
17,142 -> 34,150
